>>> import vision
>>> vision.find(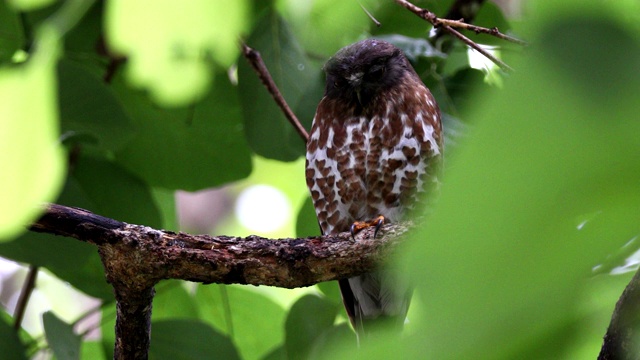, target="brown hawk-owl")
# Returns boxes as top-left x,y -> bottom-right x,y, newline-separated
305,39 -> 443,339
